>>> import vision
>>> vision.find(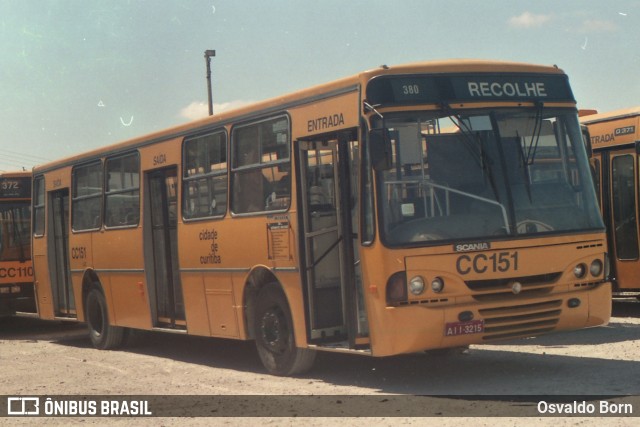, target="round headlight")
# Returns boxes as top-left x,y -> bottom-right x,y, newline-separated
574,263 -> 587,279
409,276 -> 425,295
590,259 -> 603,277
431,277 -> 445,293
